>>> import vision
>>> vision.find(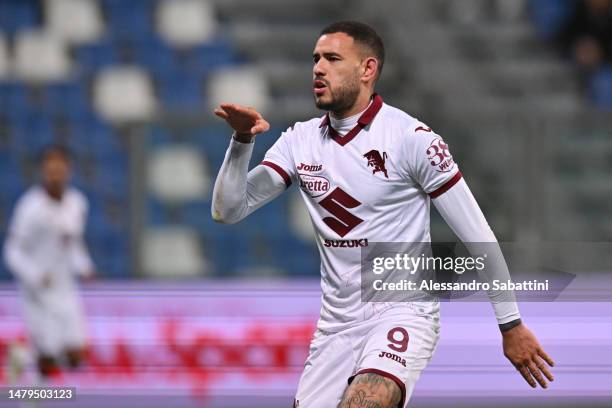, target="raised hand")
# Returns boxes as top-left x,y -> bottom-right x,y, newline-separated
502,323 -> 555,388
213,103 -> 270,142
